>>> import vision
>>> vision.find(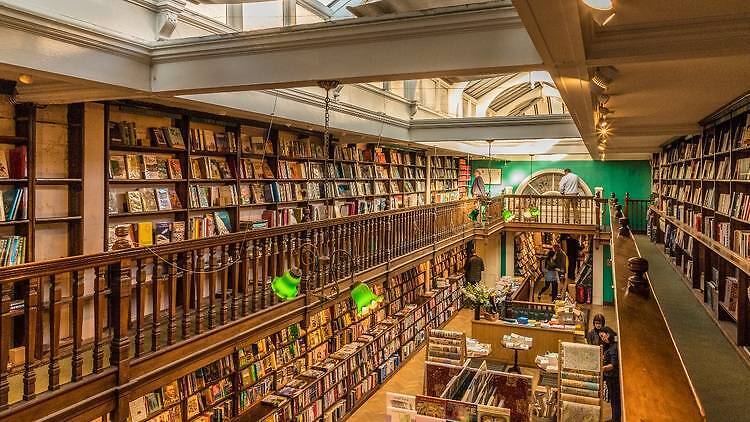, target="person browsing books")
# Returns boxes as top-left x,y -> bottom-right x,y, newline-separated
600,327 -> 621,422
586,313 -> 606,345
537,250 -> 560,301
464,243 -> 484,285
